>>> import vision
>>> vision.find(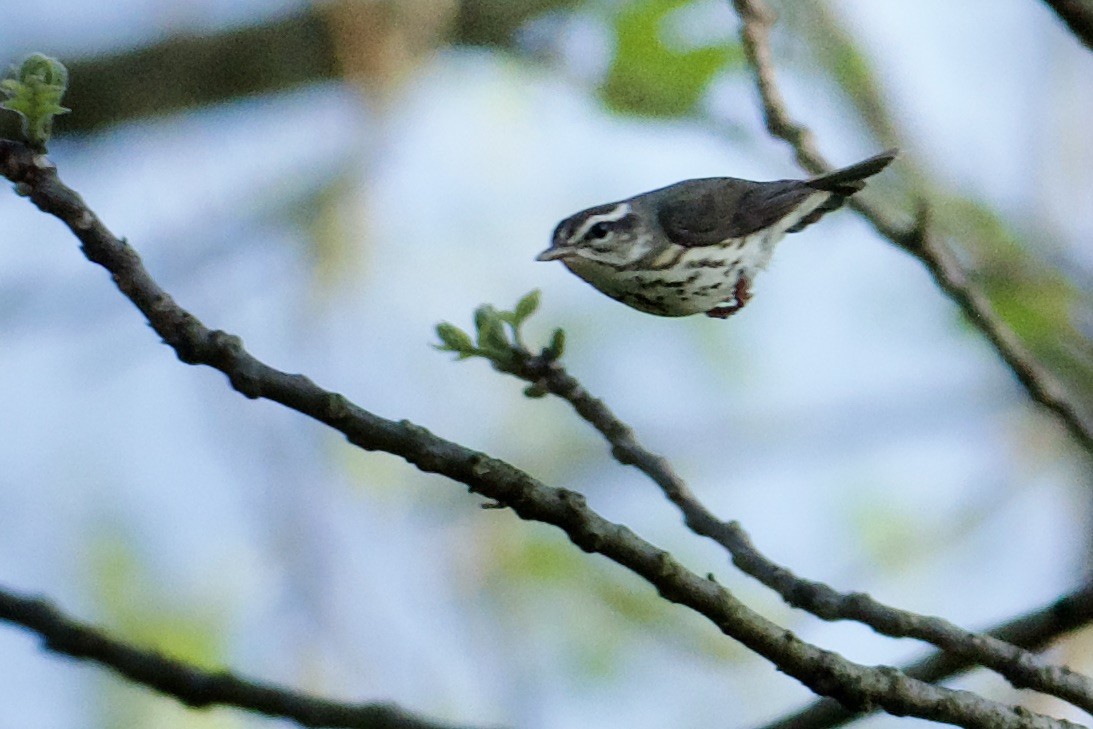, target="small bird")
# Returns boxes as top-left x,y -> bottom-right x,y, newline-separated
537,149 -> 898,318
